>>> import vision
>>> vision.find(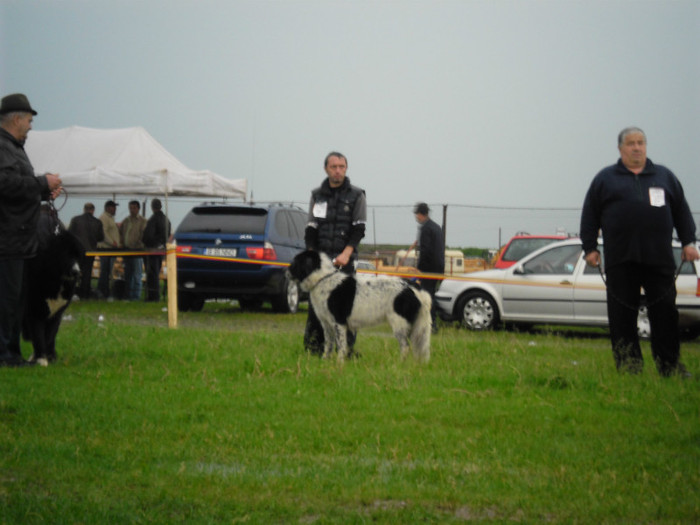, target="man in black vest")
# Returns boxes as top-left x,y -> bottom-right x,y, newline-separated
303,152 -> 367,355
